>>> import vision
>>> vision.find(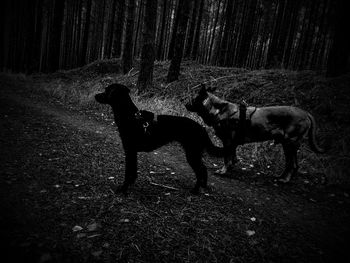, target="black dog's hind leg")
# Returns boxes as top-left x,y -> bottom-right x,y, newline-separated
114,150 -> 138,193
184,149 -> 208,194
